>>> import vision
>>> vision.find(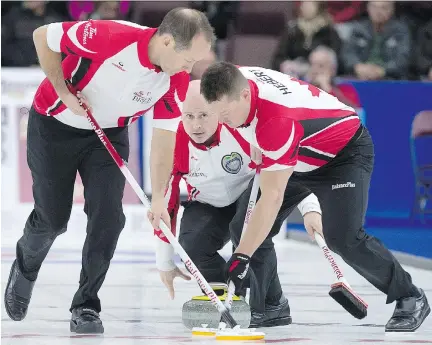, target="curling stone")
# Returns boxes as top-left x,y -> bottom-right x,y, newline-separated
182,283 -> 251,329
